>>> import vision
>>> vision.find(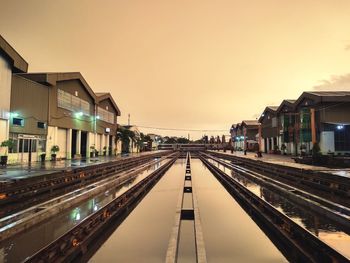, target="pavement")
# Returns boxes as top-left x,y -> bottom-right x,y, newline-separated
208,150 -> 350,178
0,152 -> 161,182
